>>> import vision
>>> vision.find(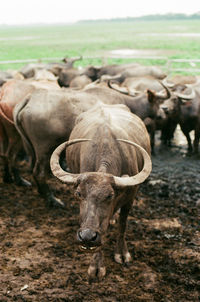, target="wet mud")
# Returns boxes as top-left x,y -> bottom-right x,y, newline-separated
0,130 -> 199,301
